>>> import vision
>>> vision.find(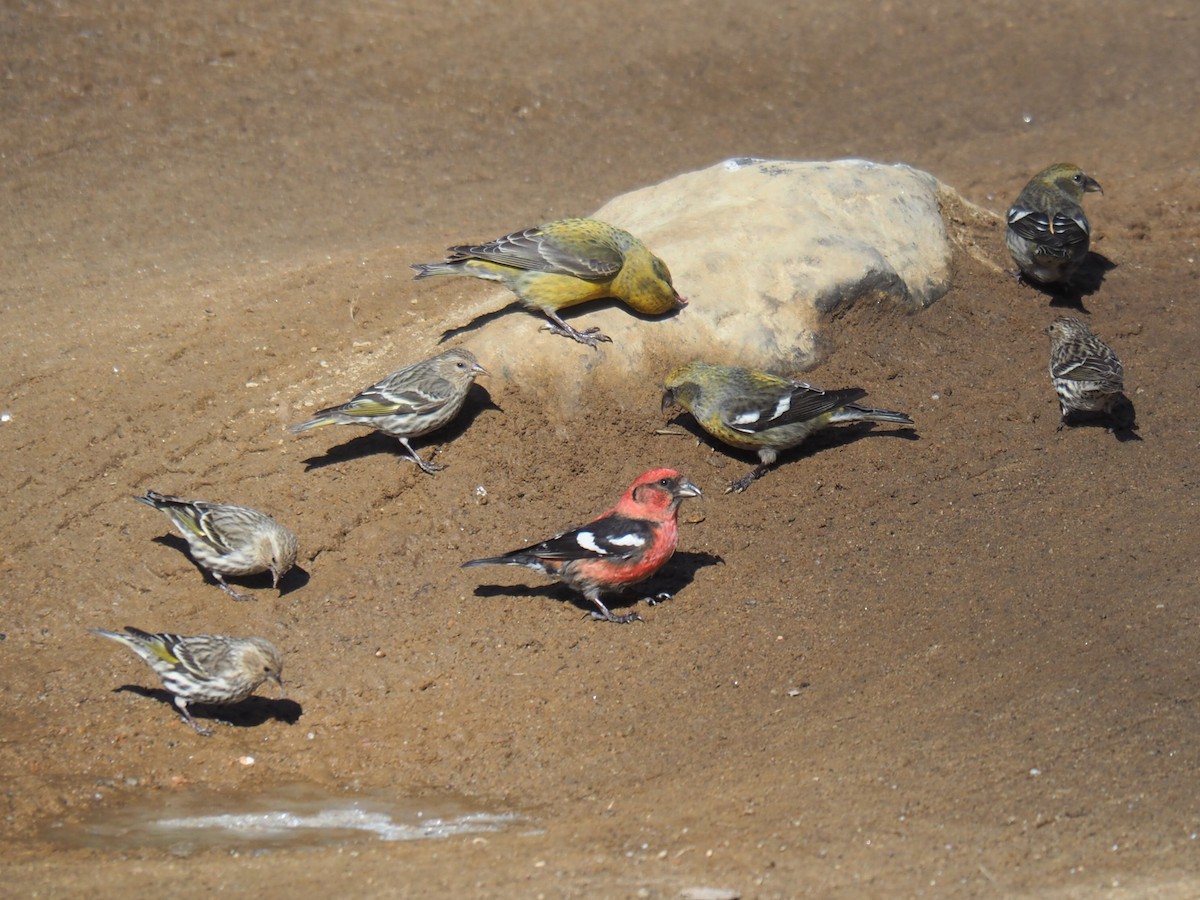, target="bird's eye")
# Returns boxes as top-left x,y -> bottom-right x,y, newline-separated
1072,174 -> 1083,183
659,478 -> 672,488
